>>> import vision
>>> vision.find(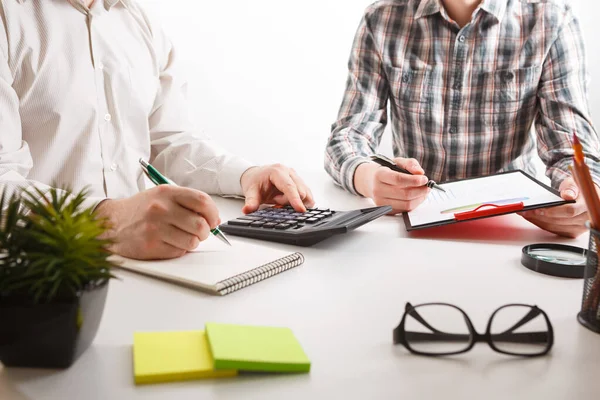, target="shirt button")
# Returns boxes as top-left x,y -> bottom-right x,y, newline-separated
97,62 -> 104,70
458,35 -> 466,43
402,74 -> 410,83
104,113 -> 112,122
449,127 -> 457,134
504,71 -> 515,81
110,163 -> 118,171
454,83 -> 462,90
